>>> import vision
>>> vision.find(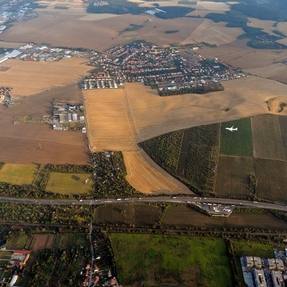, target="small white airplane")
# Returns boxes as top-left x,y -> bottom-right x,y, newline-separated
225,126 -> 238,132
